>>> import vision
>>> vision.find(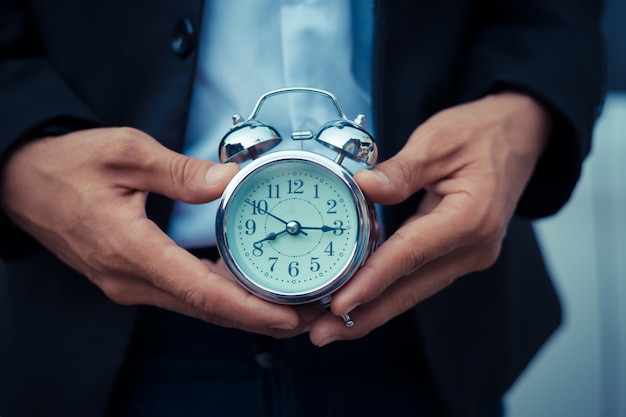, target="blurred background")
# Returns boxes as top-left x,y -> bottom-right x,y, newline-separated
0,1 -> 623,416
507,0 -> 626,416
